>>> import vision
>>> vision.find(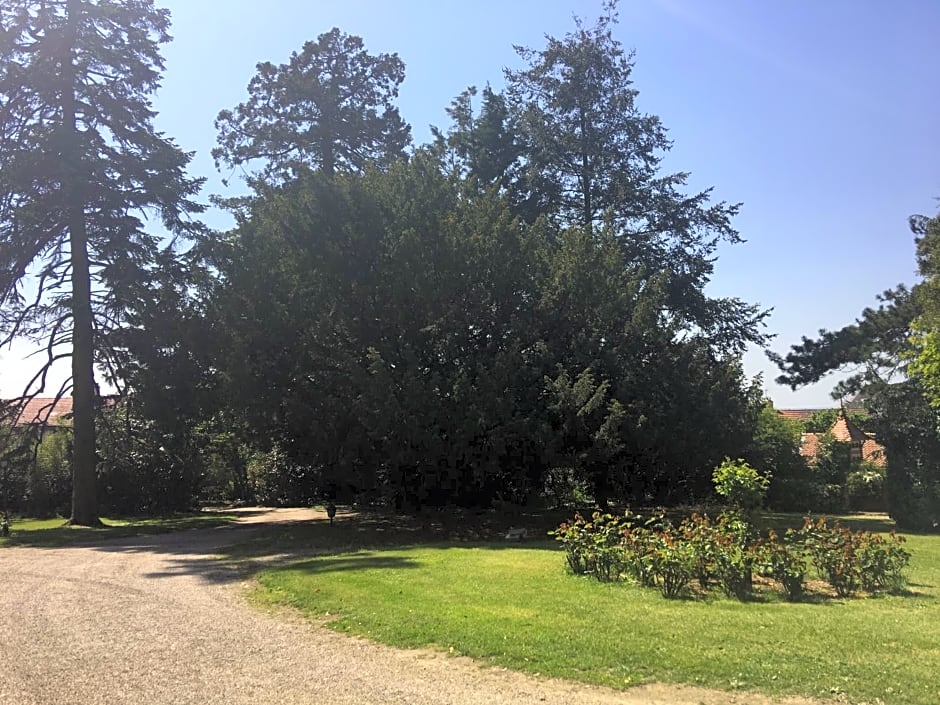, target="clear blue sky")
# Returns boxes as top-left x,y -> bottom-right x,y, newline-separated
2,0 -> 938,407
